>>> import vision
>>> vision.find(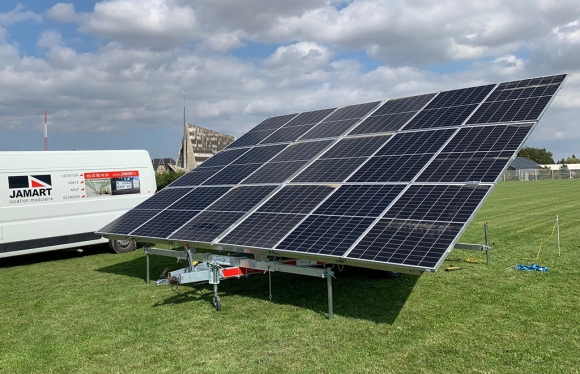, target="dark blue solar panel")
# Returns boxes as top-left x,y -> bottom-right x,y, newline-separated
170,166 -> 222,187
195,148 -> 249,168
202,163 -> 263,185
349,112 -> 416,135
241,160 -> 309,184
402,104 -> 479,130
131,210 -> 201,239
220,213 -> 306,248
299,119 -> 361,140
232,144 -> 288,165
466,96 -> 551,124
260,124 -> 317,144
205,186 -> 276,212
281,108 -> 336,127
291,157 -> 369,183
313,185 -> 405,217
347,219 -> 464,267
372,94 -> 436,116
170,211 -> 246,243
383,185 -> 491,222
270,140 -> 332,162
249,113 -> 297,132
321,135 -> 391,159
257,185 -> 336,214
348,154 -> 433,183
97,209 -> 159,235
135,188 -> 194,210
323,102 -> 380,122
441,124 -> 532,153
416,150 -> 513,183
168,187 -> 232,210
226,130 -> 276,149
375,129 -> 454,156
424,85 -> 495,109
276,215 -> 375,256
